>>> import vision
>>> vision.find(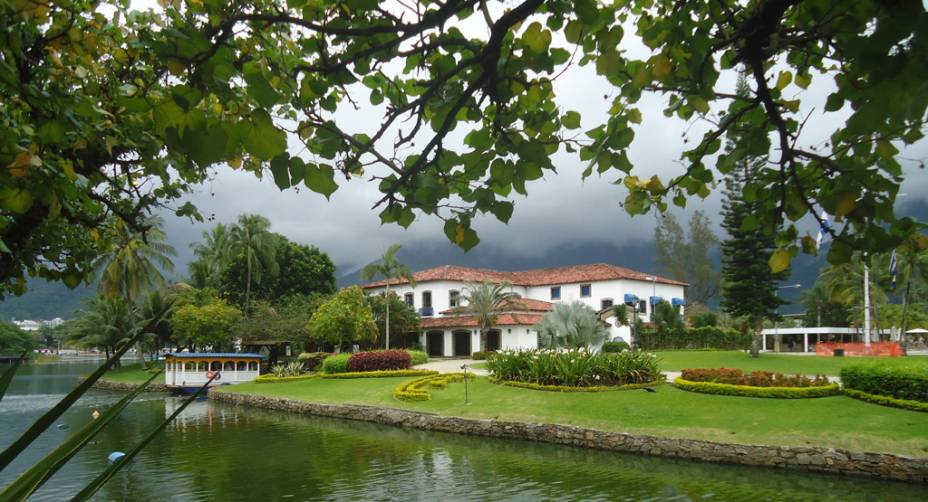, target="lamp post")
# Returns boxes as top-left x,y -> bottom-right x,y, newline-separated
773,284 -> 801,352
